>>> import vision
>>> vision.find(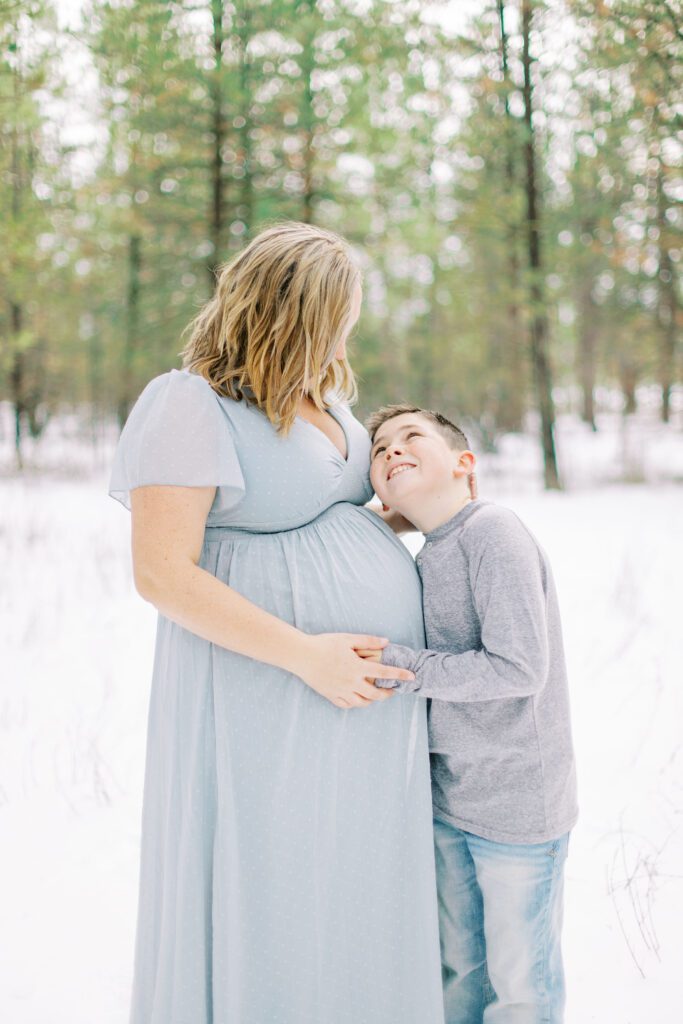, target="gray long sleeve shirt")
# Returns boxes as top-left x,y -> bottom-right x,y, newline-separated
379,499 -> 578,844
